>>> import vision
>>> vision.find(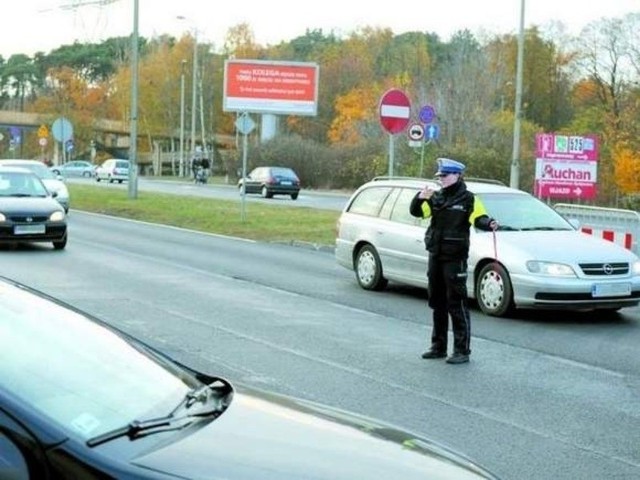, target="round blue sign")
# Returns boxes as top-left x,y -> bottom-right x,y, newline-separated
52,117 -> 74,143
419,105 -> 436,125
